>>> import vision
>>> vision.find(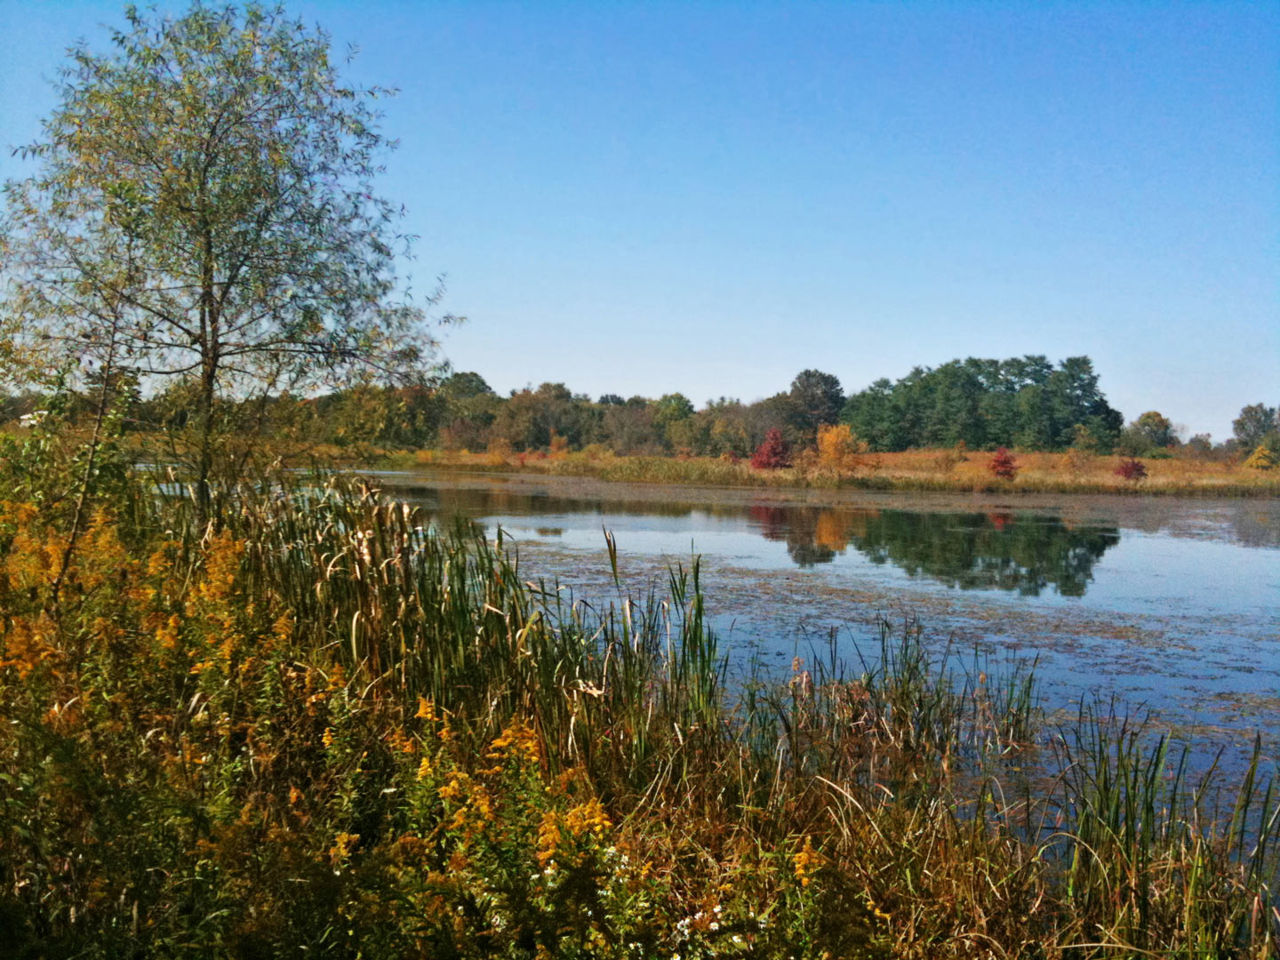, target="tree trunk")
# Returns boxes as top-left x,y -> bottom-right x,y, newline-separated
196,227 -> 218,526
